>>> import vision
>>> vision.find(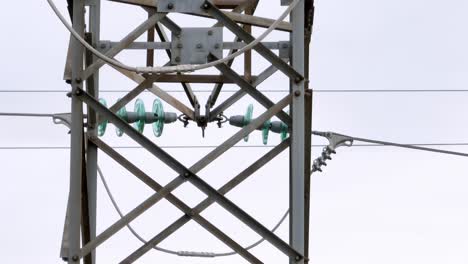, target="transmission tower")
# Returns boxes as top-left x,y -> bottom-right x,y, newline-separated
55,0 -> 315,263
